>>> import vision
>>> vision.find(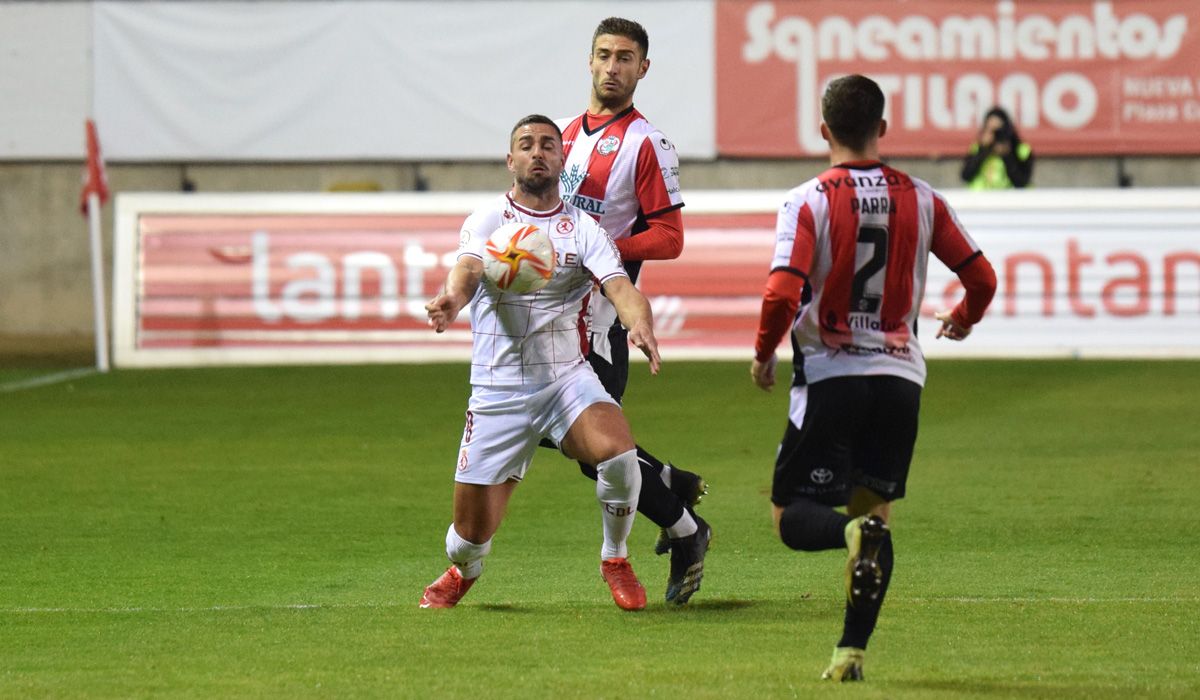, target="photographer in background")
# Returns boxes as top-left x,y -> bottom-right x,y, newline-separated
960,107 -> 1034,190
